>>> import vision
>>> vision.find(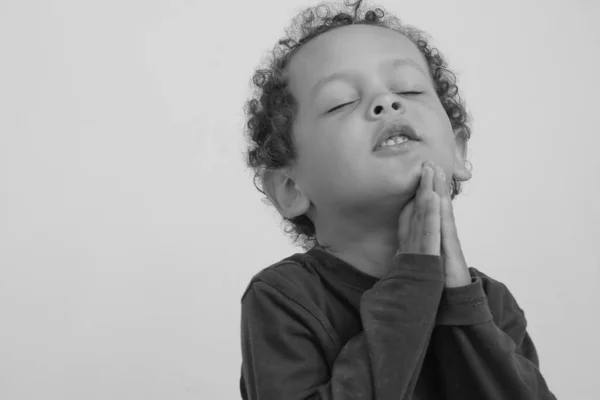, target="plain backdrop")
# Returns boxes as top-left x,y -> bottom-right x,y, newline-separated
1,0 -> 599,399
